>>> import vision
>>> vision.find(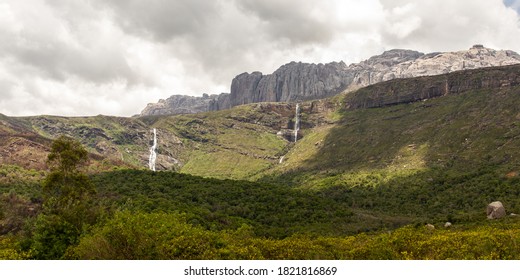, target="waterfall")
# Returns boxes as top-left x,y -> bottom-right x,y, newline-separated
149,128 -> 157,171
294,103 -> 300,143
